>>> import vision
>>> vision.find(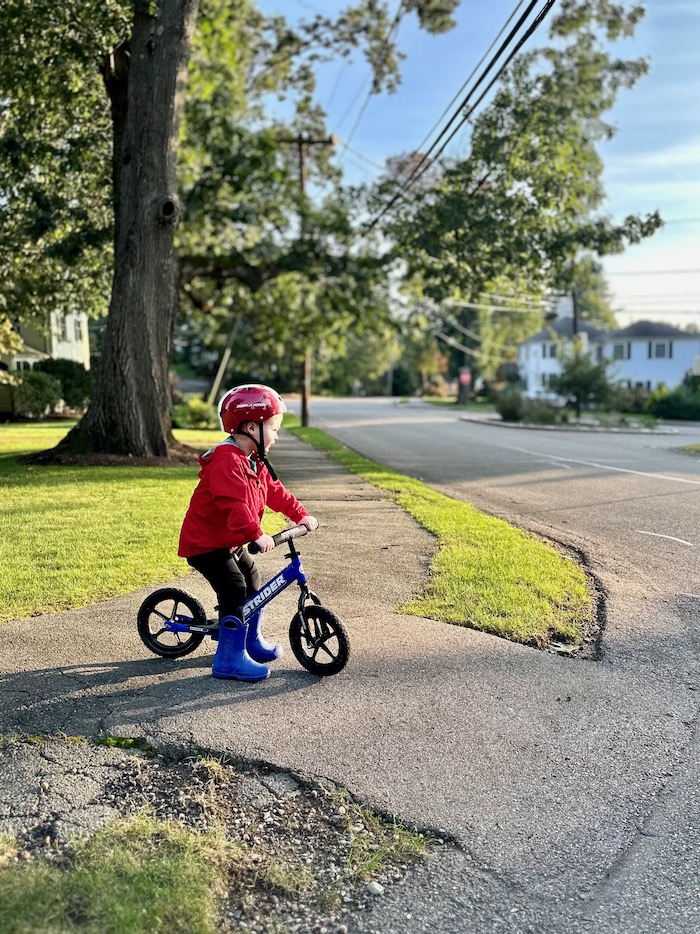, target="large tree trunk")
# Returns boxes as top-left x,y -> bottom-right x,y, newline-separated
59,0 -> 200,457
